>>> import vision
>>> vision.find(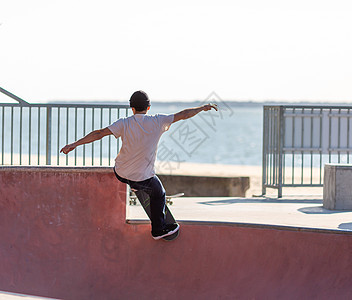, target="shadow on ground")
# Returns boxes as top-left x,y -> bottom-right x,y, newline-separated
298,206 -> 349,215
198,198 -> 323,206
338,222 -> 352,230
